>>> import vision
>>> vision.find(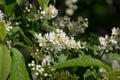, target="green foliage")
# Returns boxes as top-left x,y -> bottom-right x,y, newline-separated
53,0 -> 56,5
5,3 -> 16,17
52,55 -> 111,71
109,52 -> 120,62
0,0 -> 120,80
38,0 -> 50,10
0,44 -> 11,80
10,48 -> 30,80
16,0 -> 24,6
42,70 -> 79,80
52,71 -> 79,80
0,21 -> 7,42
103,70 -> 120,79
